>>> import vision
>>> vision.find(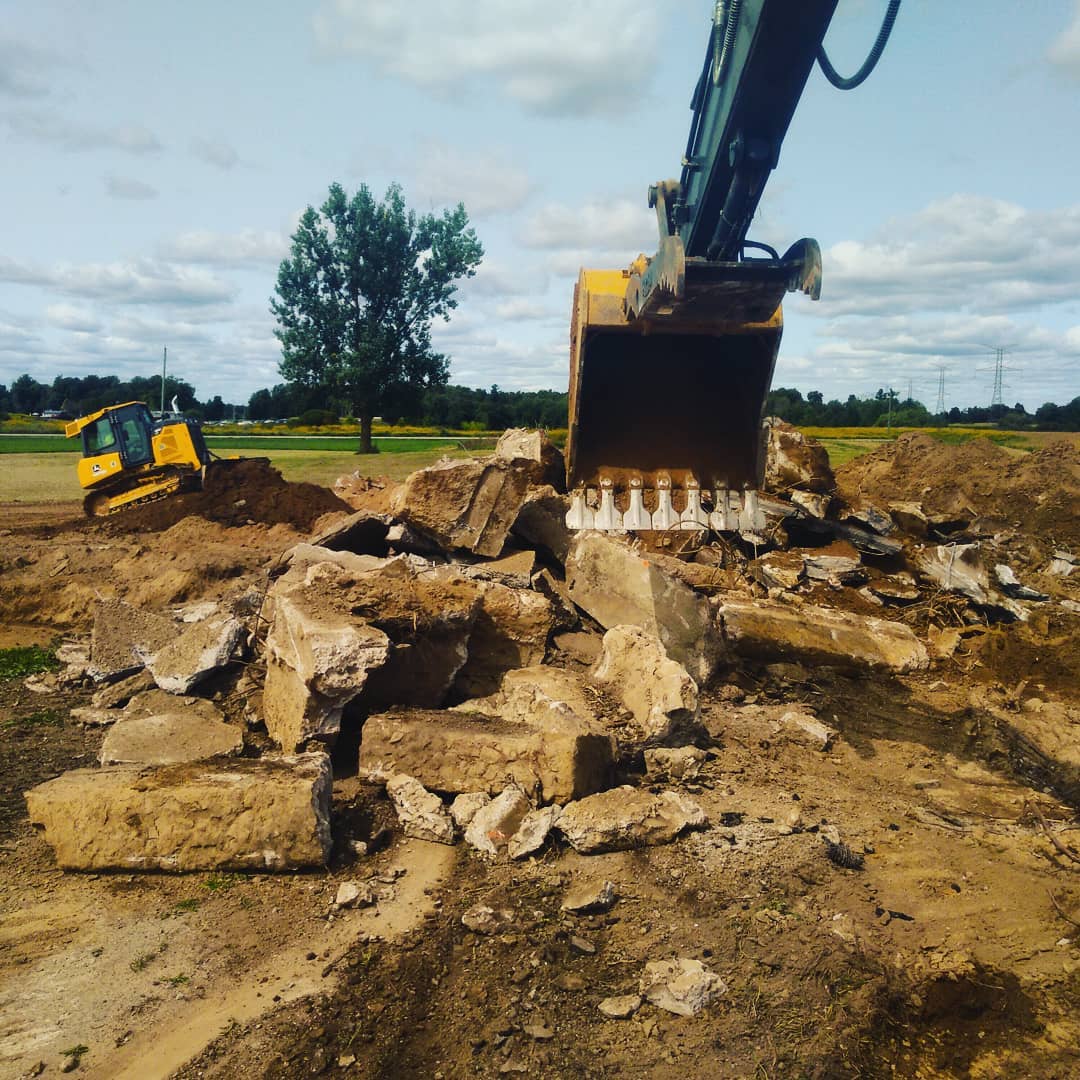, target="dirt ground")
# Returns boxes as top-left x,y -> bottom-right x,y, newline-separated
2,441 -> 1080,1079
